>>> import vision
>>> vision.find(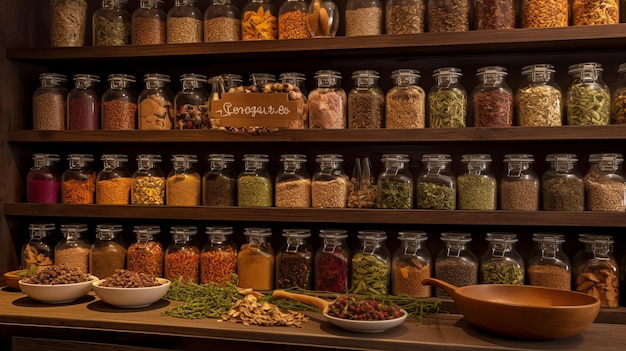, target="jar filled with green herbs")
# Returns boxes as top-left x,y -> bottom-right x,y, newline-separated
500,154 -> 539,211
351,230 -> 390,295
584,153 -> 626,211
457,154 -> 497,210
275,154 -> 310,208
348,70 -> 384,129
202,154 -> 236,206
92,0 -> 131,46
541,153 -> 584,211
612,63 -> 626,124
416,154 -> 456,210
276,229 -> 313,289
527,233 -> 571,290
392,231 -> 431,297
566,62 -> 610,126
428,67 -> 467,128
311,154 -> 349,208
376,154 -> 413,209
238,154 -> 273,207
434,232 -> 477,297
516,64 -> 563,127
386,69 -> 425,129
480,232 -> 524,285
